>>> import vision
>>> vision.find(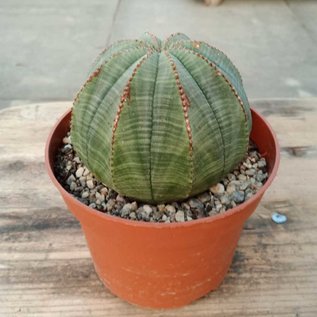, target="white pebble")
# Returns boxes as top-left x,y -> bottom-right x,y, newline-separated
87,179 -> 95,189
131,201 -> 138,211
83,168 -> 90,176
175,210 -> 185,222
209,183 -> 225,195
79,176 -> 86,187
143,205 -> 152,215
63,136 -> 71,144
100,187 -> 108,196
70,181 -> 77,191
76,167 -> 84,178
258,159 -> 266,168
165,204 -> 176,213
226,183 -> 236,194
96,192 -> 105,202
238,174 -> 247,181
66,162 -> 72,171
81,191 -> 89,199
